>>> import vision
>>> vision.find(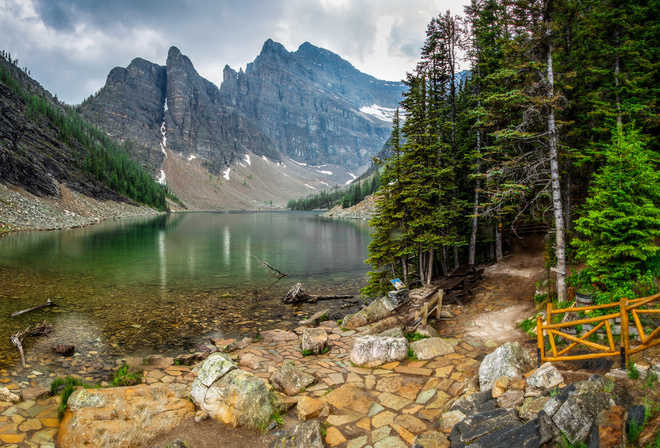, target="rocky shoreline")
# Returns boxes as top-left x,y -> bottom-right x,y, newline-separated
321,195 -> 377,221
0,183 -> 161,233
